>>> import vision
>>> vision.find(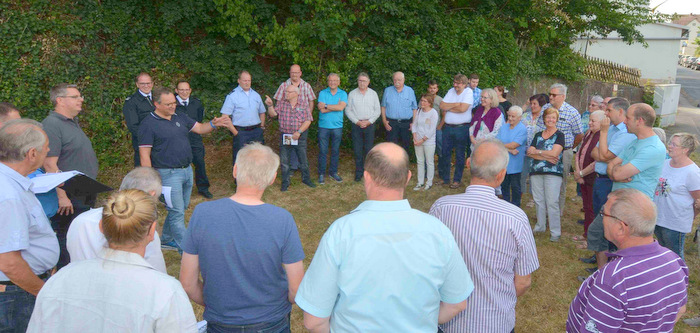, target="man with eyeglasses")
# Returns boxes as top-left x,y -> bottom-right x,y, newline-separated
41,83 -> 99,270
538,83 -> 584,216
175,80 -> 212,199
122,72 -> 155,166
346,72 -> 380,182
138,87 -> 231,253
567,188 -> 688,333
